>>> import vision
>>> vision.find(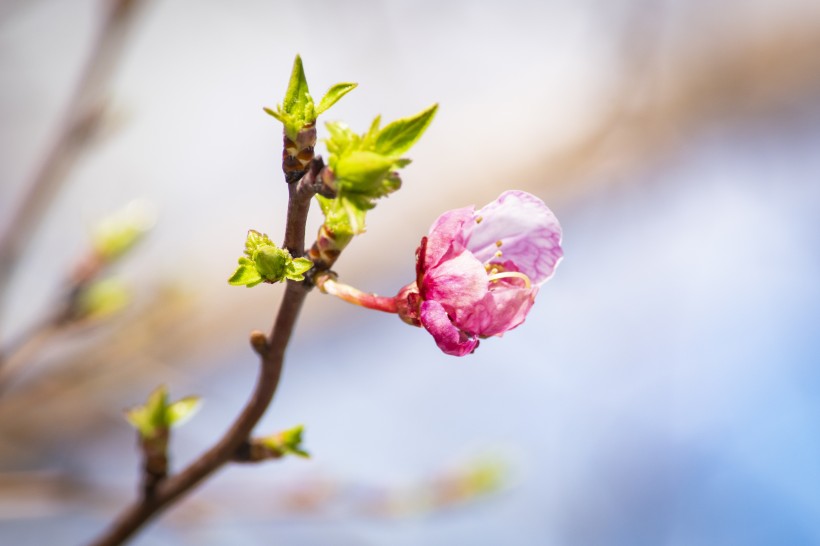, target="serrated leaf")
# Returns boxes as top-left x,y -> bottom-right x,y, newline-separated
167,396 -> 201,427
374,103 -> 438,157
228,264 -> 263,287
316,82 -> 357,115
